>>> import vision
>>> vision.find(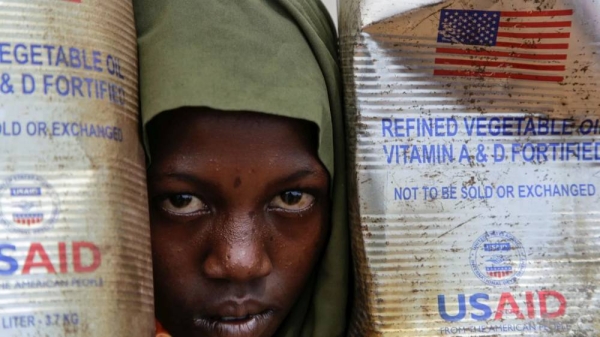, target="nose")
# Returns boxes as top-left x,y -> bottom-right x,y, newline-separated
202,215 -> 273,282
